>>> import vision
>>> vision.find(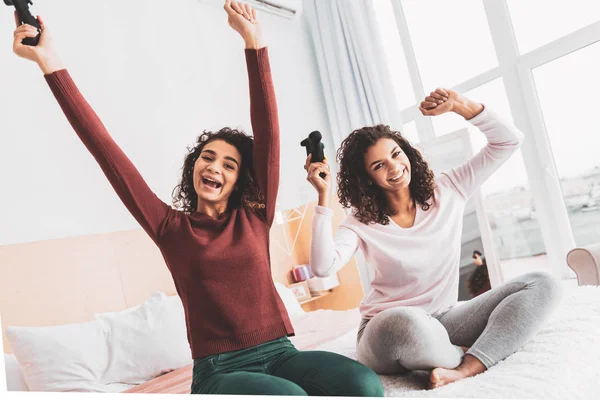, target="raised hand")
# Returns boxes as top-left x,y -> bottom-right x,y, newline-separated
418,88 -> 453,116
419,88 -> 484,120
304,154 -> 331,206
12,13 -> 63,74
224,0 -> 264,49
